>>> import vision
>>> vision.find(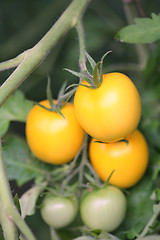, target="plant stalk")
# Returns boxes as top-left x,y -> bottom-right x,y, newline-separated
0,139 -> 18,240
76,19 -> 87,74
0,0 -> 91,106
